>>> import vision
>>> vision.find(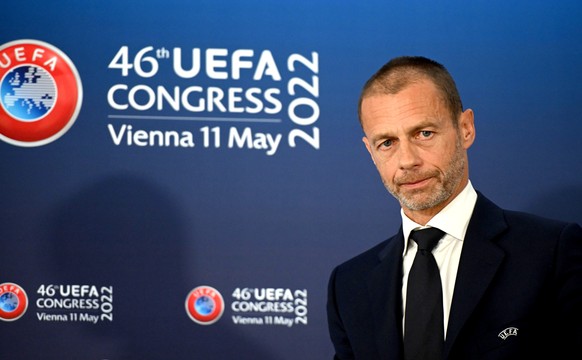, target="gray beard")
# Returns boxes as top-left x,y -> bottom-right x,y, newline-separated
384,139 -> 466,211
